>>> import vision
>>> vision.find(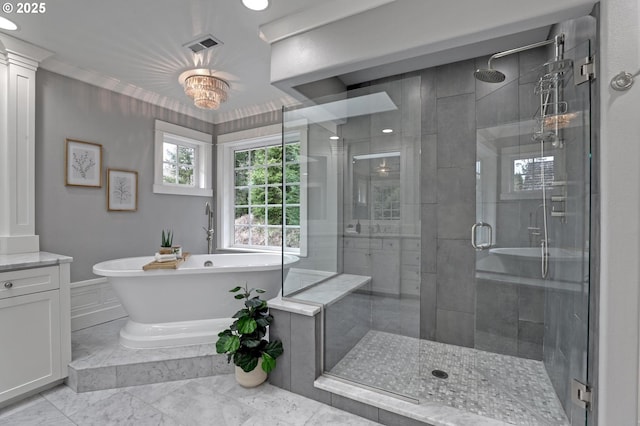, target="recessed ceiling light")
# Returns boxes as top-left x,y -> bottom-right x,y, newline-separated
329,136 -> 340,140
0,17 -> 18,31
382,128 -> 393,134
242,0 -> 269,11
